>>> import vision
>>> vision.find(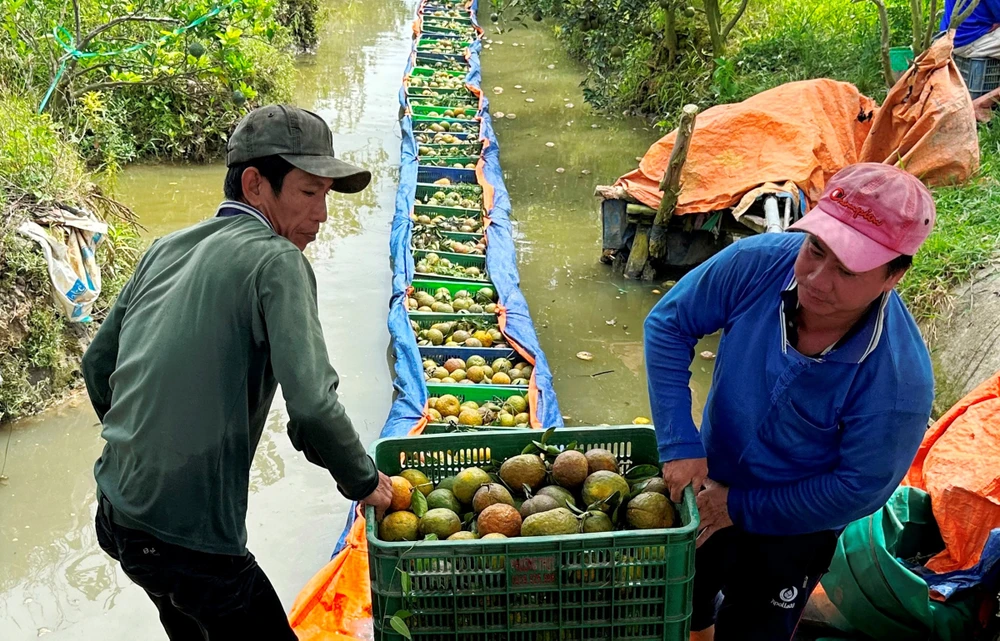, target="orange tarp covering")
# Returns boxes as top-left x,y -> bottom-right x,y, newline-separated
615,34 -> 978,215
859,34 -> 979,185
289,509 -> 371,641
904,372 -> 1000,576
